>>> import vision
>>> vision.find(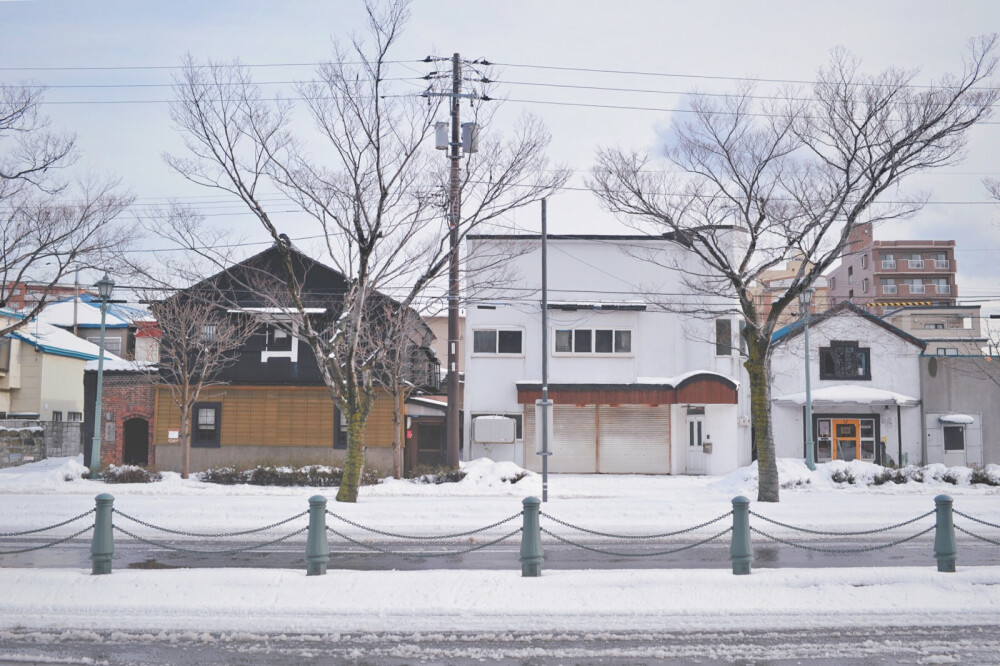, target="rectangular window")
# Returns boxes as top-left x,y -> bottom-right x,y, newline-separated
333,407 -> 348,449
819,341 -> 871,380
829,277 -> 835,291
52,411 -> 63,422
847,266 -> 854,284
473,329 -> 522,355
88,336 -> 122,356
201,324 -> 217,342
553,328 -> 633,355
943,426 -> 965,451
924,322 -> 945,330
881,279 -> 897,294
555,329 -> 572,353
936,347 -> 959,356
862,278 -> 869,293
715,318 -> 733,356
861,254 -> 868,269
68,412 -> 83,422
192,402 -> 221,448
0,337 -> 10,372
